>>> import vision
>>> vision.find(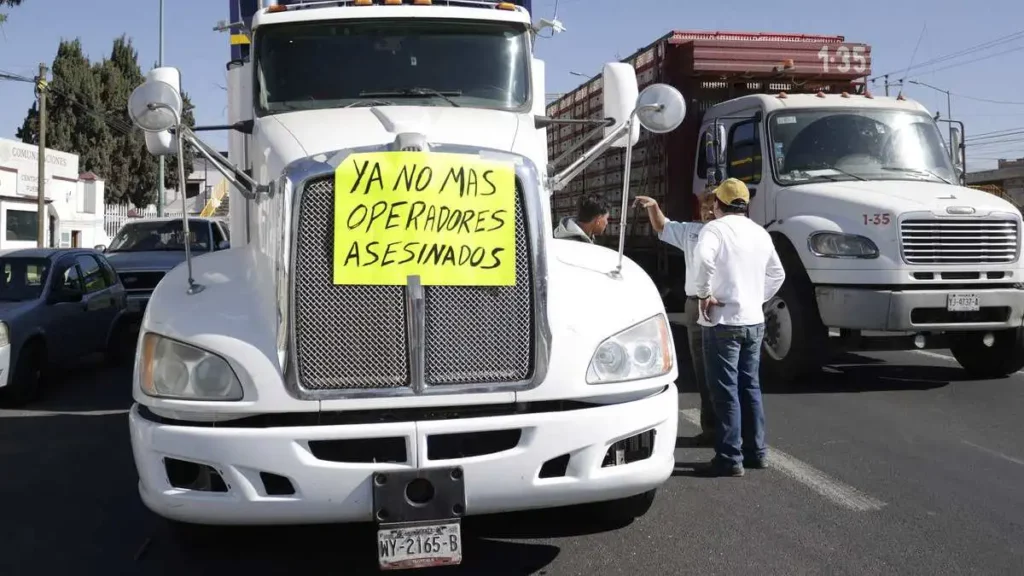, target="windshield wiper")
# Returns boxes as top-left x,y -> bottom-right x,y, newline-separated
344,99 -> 396,108
791,166 -> 866,182
359,88 -> 462,107
881,166 -> 952,185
